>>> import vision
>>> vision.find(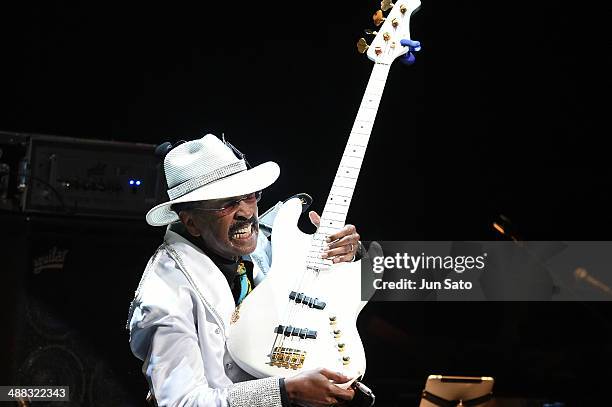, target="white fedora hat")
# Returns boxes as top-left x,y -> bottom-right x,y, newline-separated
146,134 -> 280,226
